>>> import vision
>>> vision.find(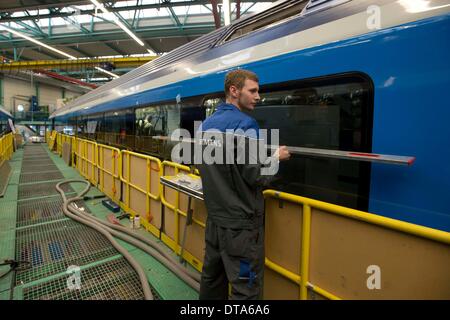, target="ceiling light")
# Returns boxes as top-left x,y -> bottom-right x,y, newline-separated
223,0 -> 231,26
0,24 -> 77,59
95,66 -> 119,78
